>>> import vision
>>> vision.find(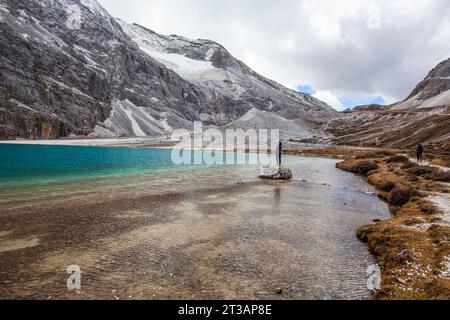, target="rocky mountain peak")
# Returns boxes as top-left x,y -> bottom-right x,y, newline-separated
425,57 -> 450,79
0,0 -> 335,140
406,57 -> 450,102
